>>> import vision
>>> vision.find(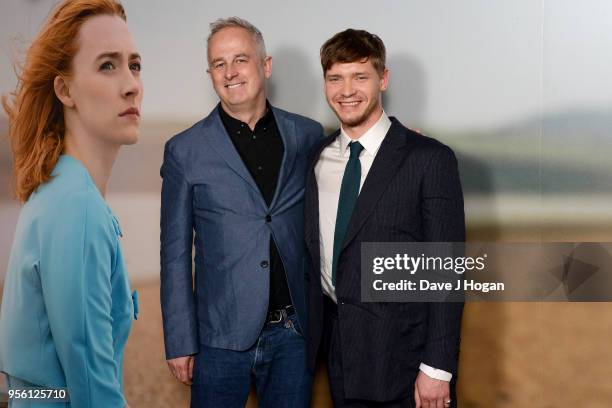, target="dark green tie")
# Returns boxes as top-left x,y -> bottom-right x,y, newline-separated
332,141 -> 364,286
